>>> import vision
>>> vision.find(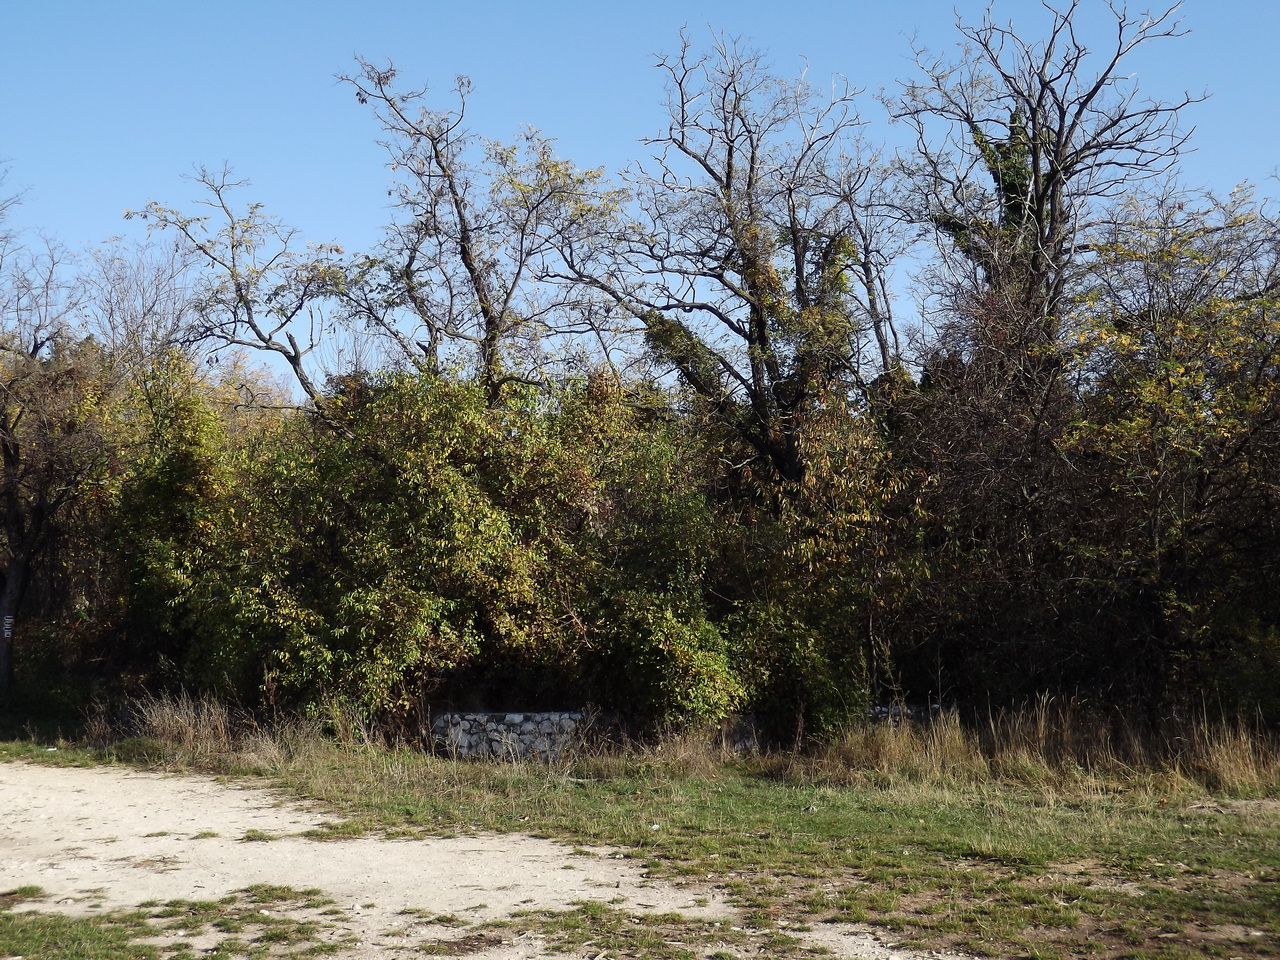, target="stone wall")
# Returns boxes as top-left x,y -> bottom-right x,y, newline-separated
431,706 -> 944,759
431,711 -> 584,759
